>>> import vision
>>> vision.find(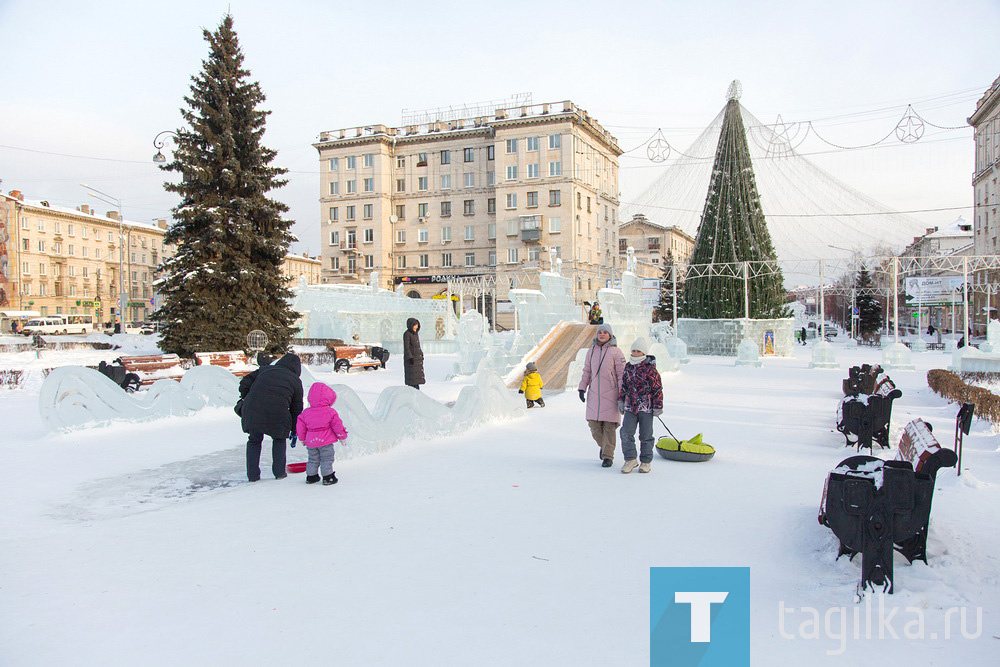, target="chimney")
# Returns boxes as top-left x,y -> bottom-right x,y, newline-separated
78,204 -> 91,215
156,219 -> 168,229
8,189 -> 23,201
106,210 -> 120,221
